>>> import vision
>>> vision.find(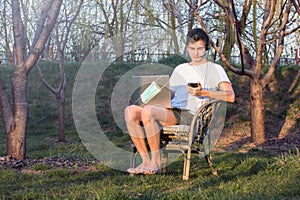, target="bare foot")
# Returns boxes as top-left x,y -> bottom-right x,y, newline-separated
127,162 -> 150,174
141,162 -> 162,175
